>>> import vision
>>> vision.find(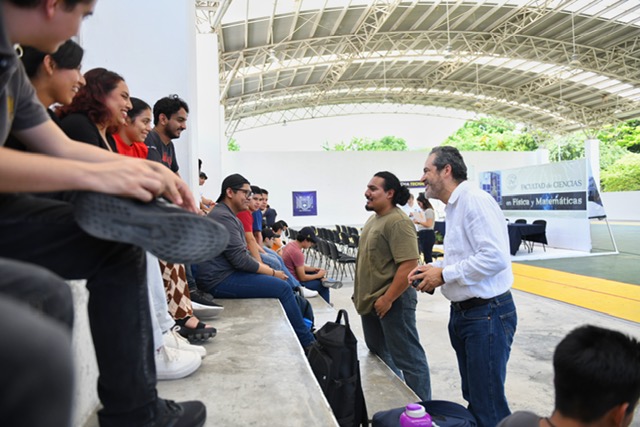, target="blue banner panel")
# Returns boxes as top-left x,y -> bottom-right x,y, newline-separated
500,191 -> 586,211
292,191 -> 317,216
